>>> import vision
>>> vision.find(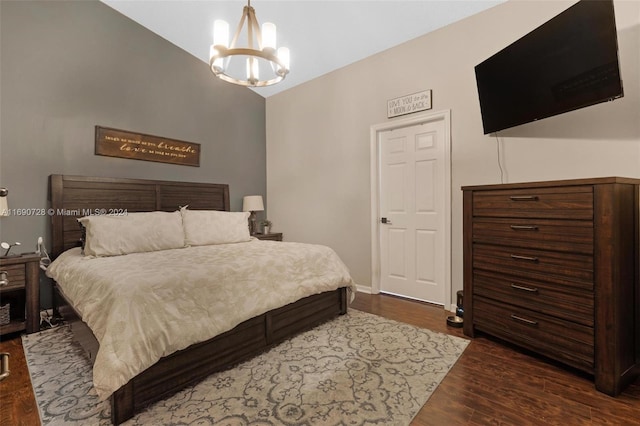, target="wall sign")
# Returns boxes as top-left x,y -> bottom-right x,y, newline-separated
387,90 -> 432,118
95,126 -> 200,167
